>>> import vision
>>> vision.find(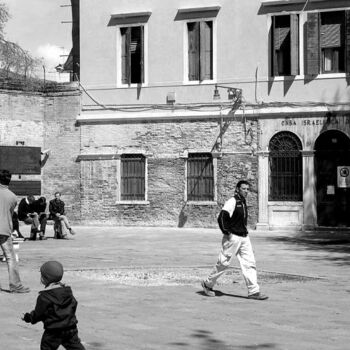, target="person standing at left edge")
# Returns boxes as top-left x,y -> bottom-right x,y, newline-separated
0,169 -> 30,293
201,180 -> 268,300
